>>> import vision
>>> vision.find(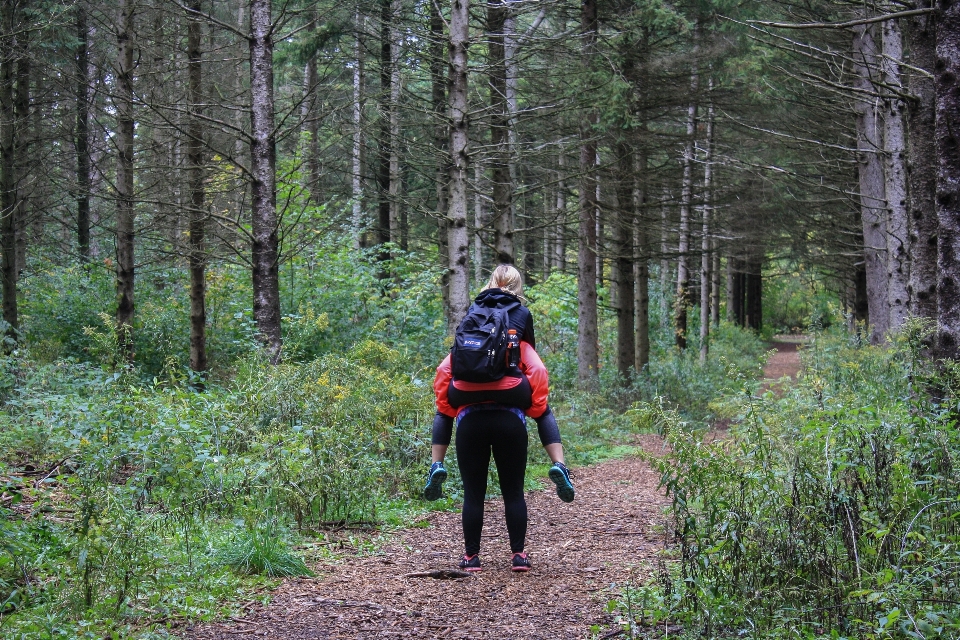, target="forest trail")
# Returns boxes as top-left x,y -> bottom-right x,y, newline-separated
184,343 -> 803,640
760,336 -> 805,394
